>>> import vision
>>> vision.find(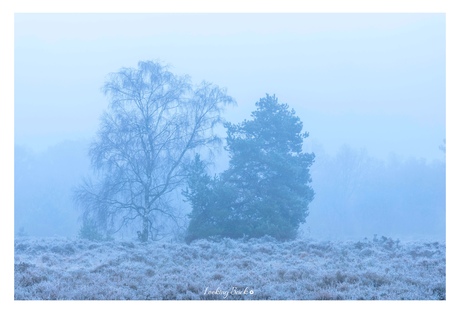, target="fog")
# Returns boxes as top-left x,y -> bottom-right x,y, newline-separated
14,13 -> 446,242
